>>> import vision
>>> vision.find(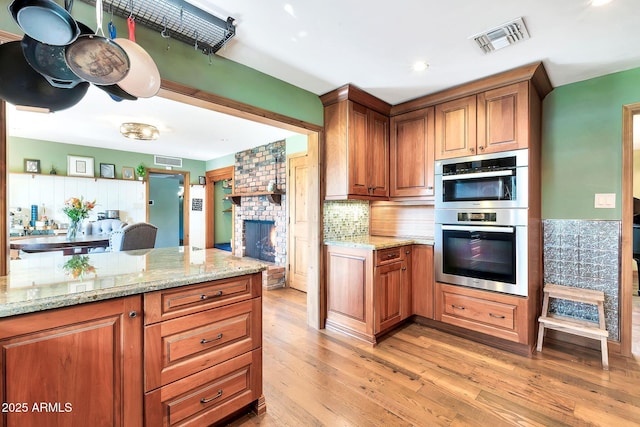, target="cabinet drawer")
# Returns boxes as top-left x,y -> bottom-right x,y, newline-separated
145,273 -> 262,324
442,292 -> 515,330
145,349 -> 262,427
375,246 -> 407,266
145,298 -> 261,391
